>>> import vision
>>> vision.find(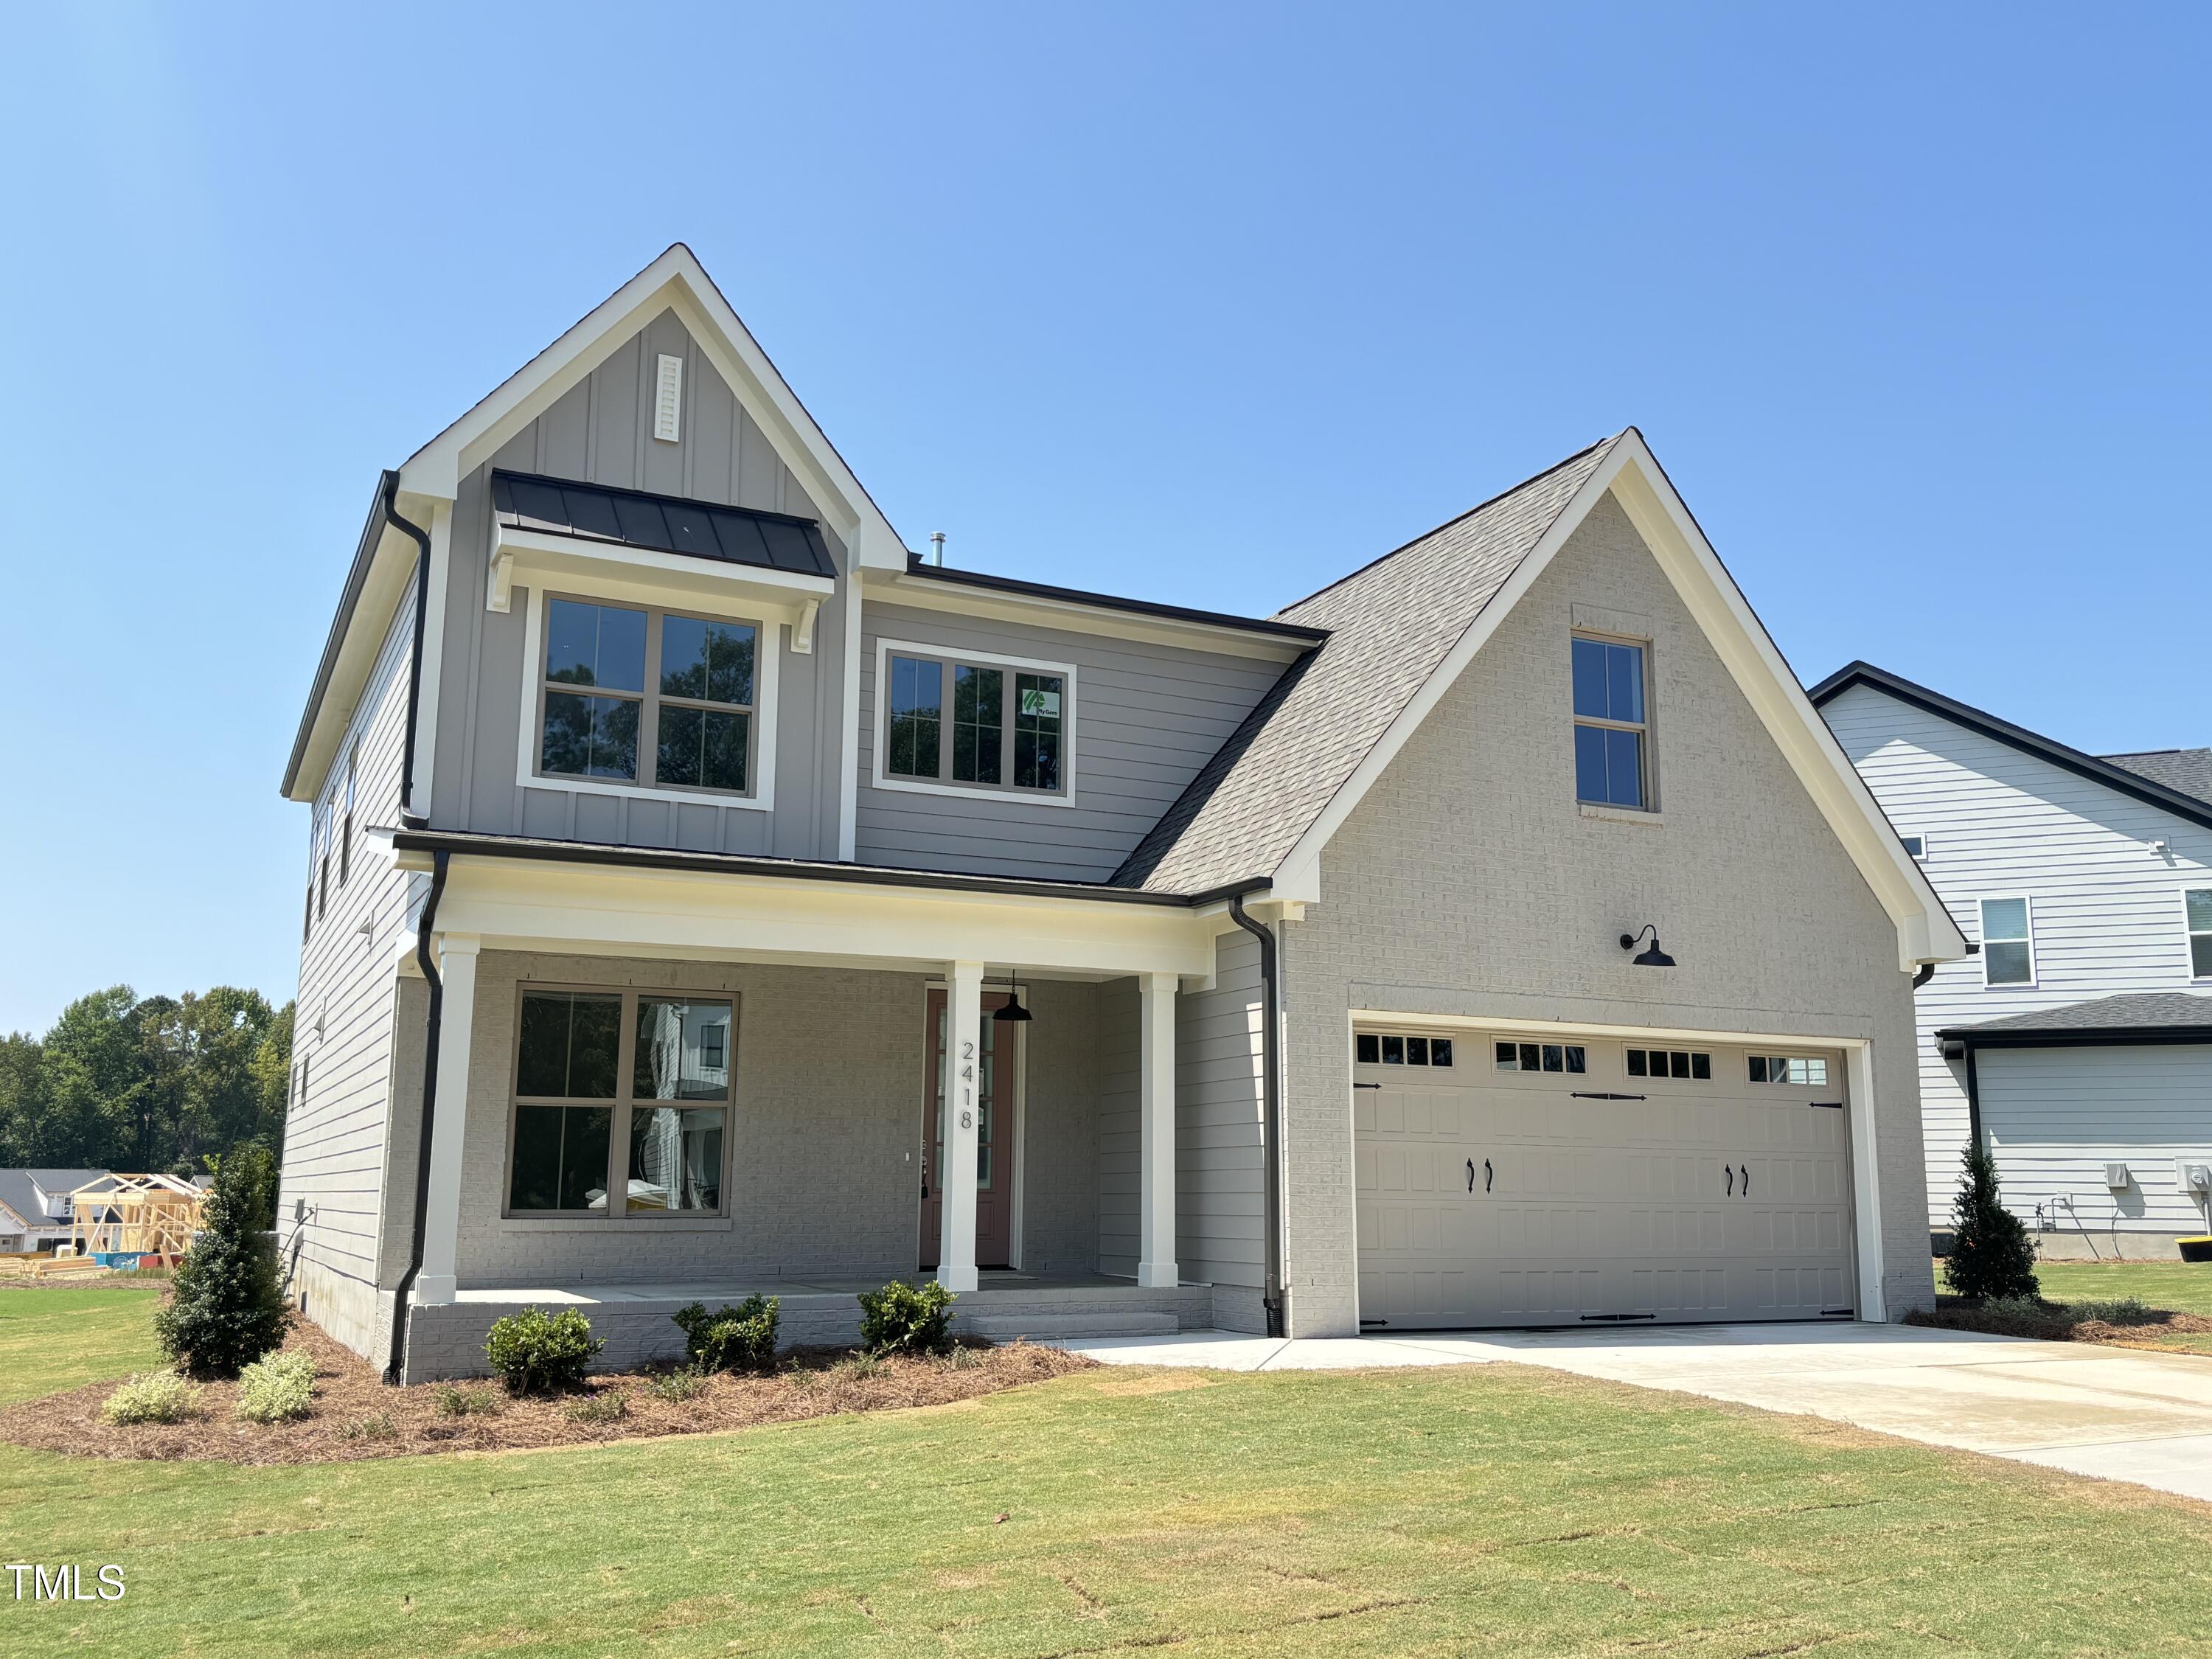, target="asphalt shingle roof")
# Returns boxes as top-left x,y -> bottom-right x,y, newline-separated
0,1169 -> 106,1231
1942,992 -> 2212,1037
2102,748 -> 2212,808
1113,435 -> 1620,894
